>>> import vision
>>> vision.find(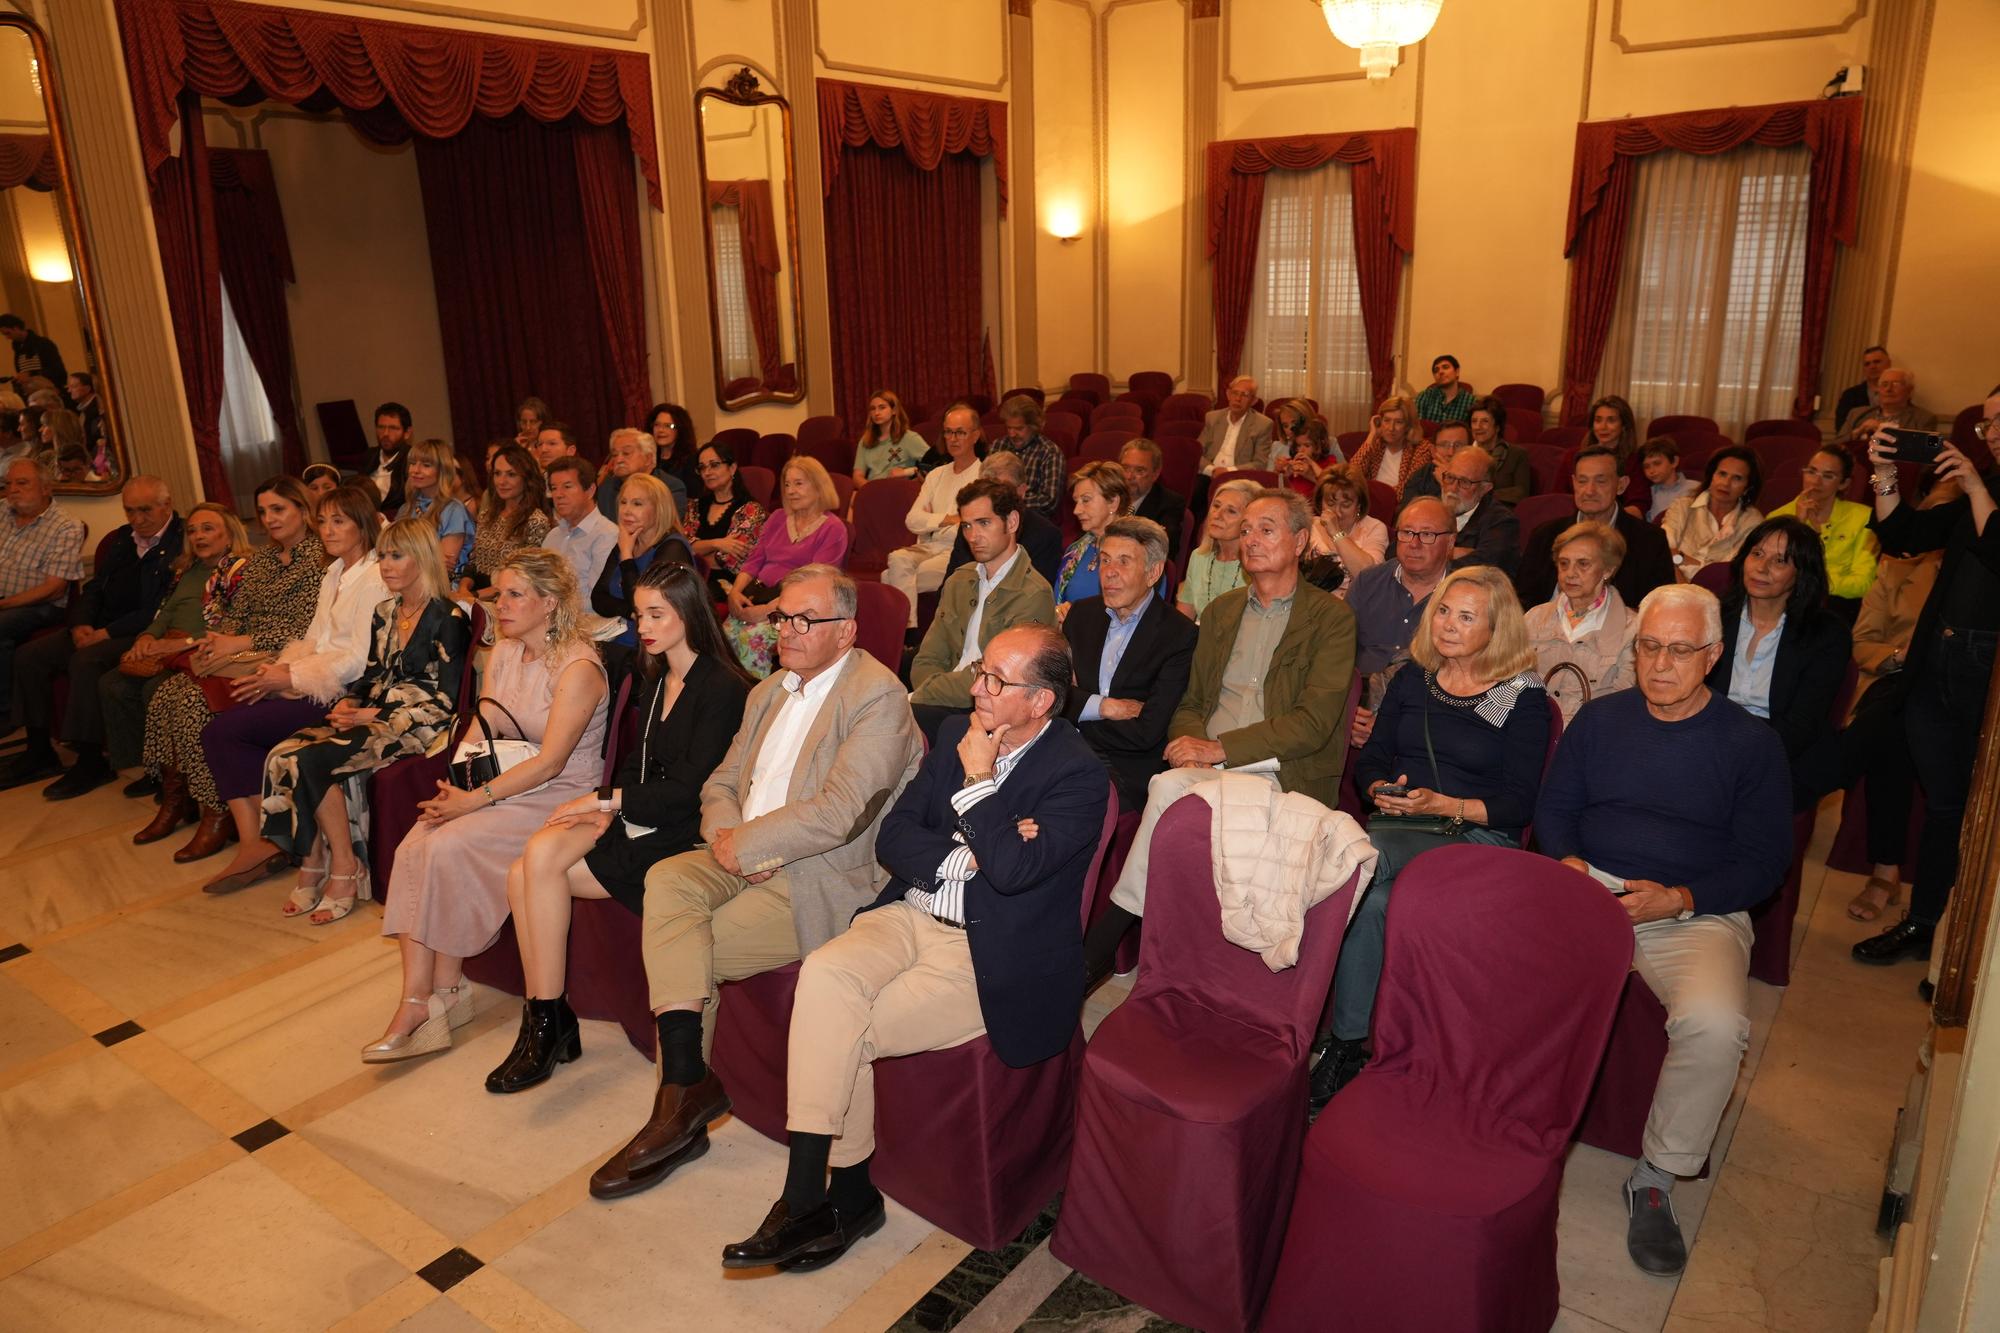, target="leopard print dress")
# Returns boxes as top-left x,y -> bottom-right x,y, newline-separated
141,535 -> 326,809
